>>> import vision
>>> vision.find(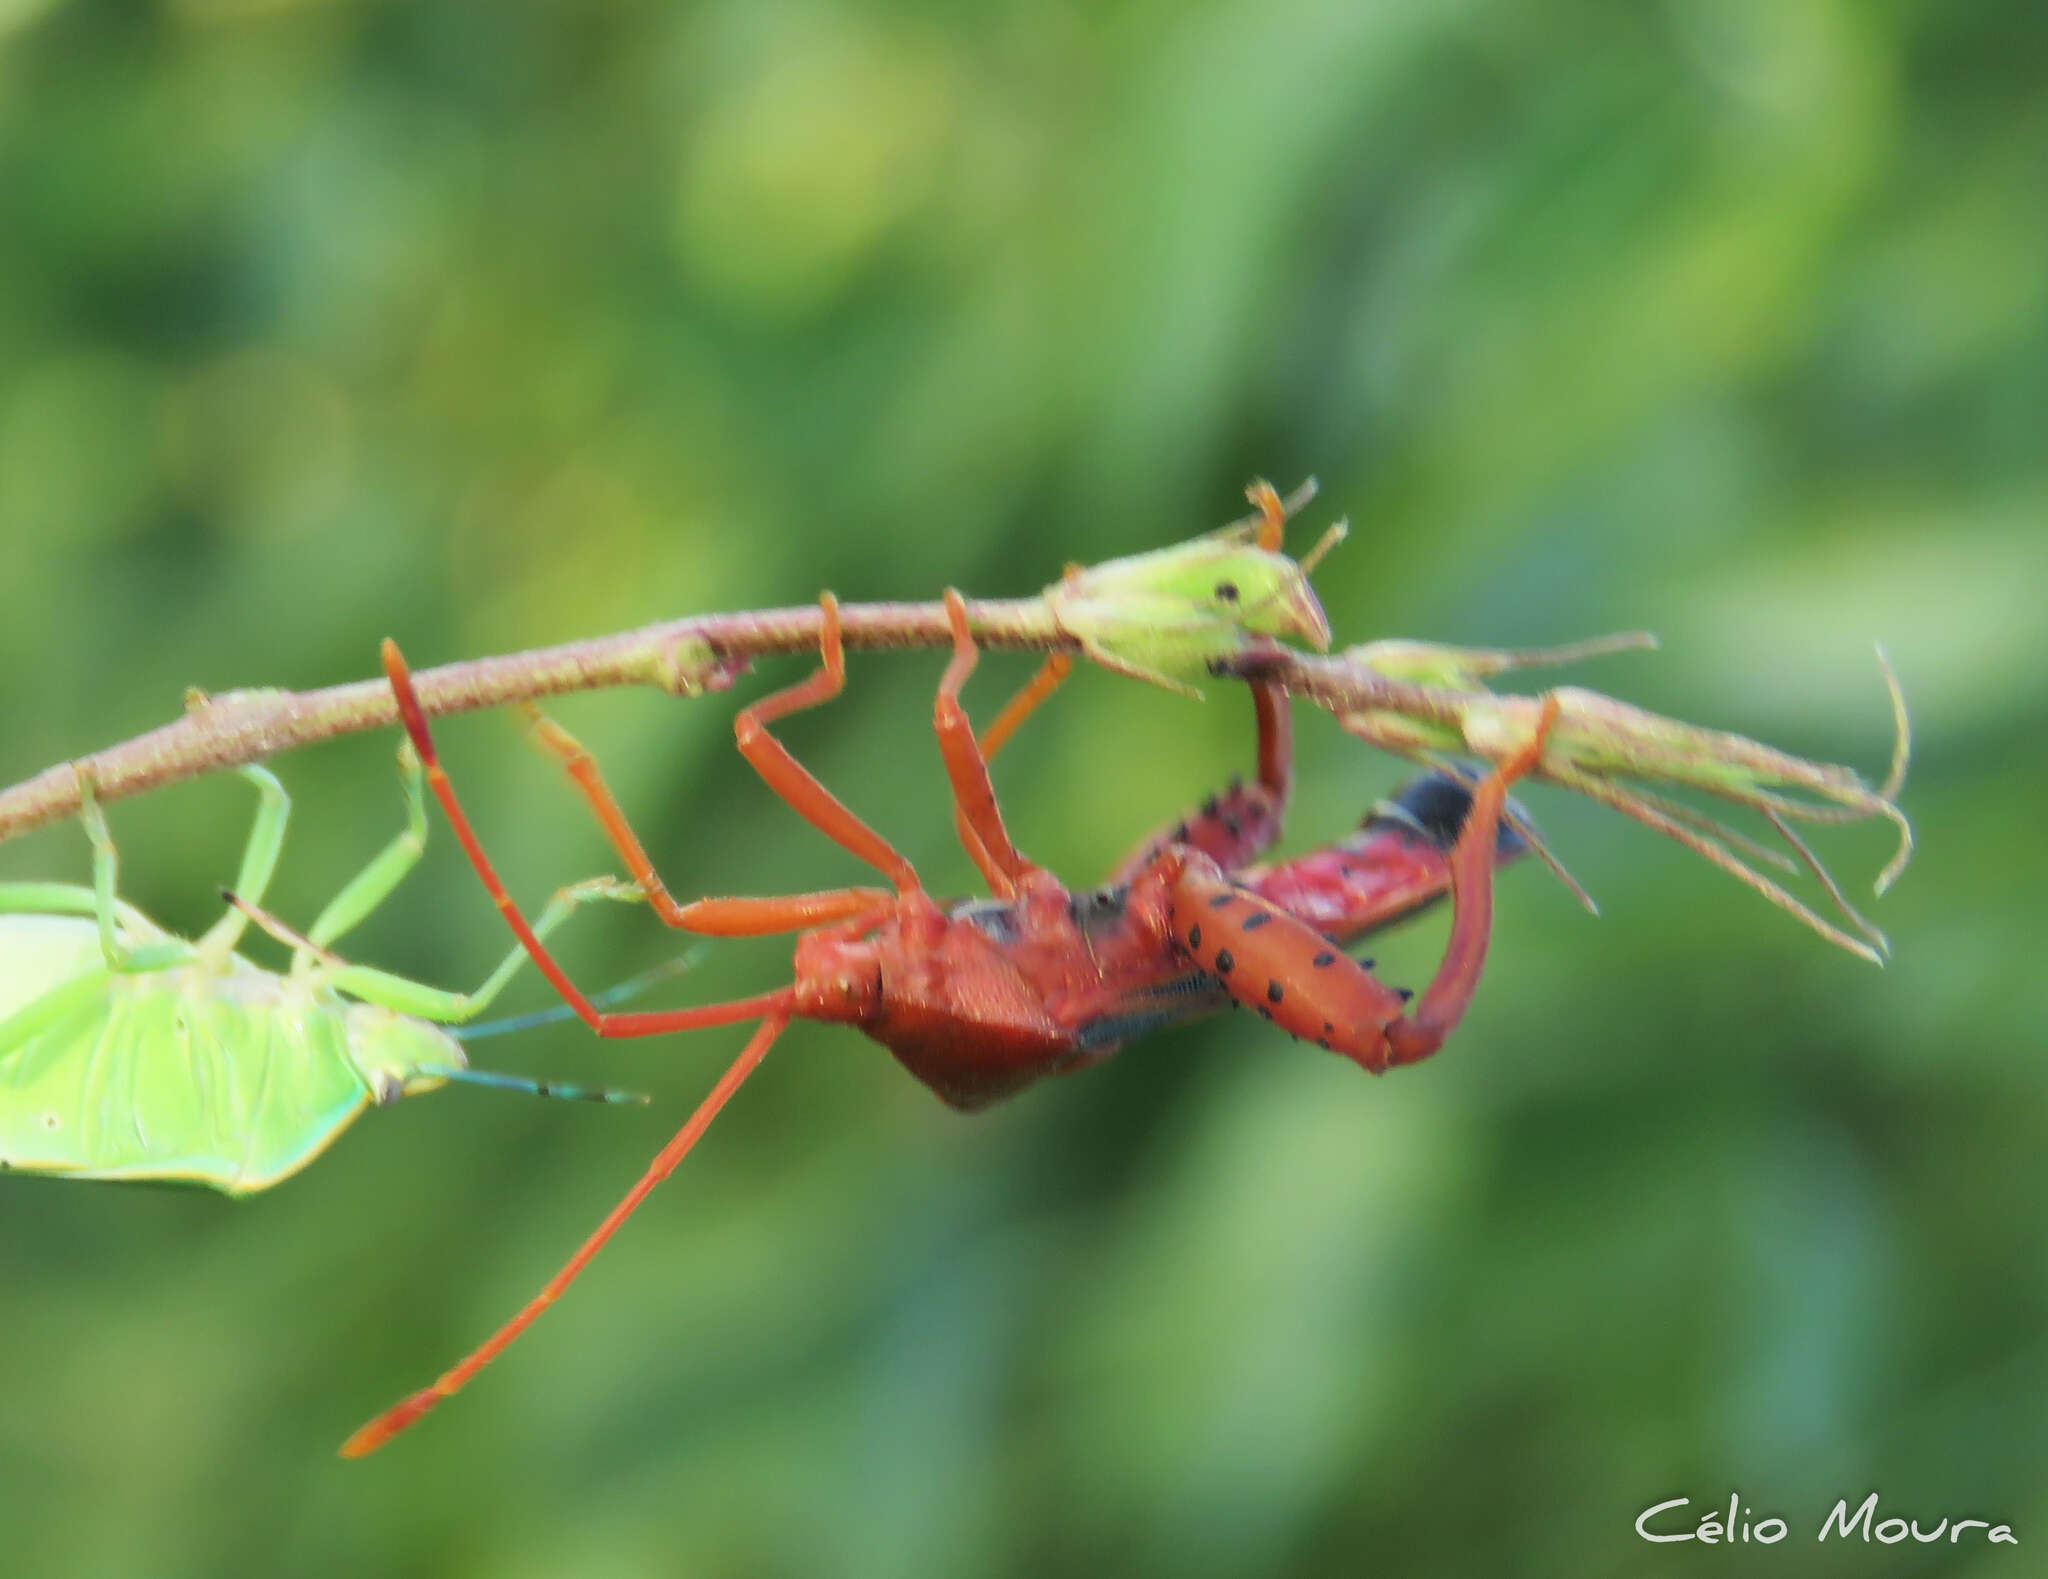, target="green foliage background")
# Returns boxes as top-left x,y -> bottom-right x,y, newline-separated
1,1 -> 2041,1574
